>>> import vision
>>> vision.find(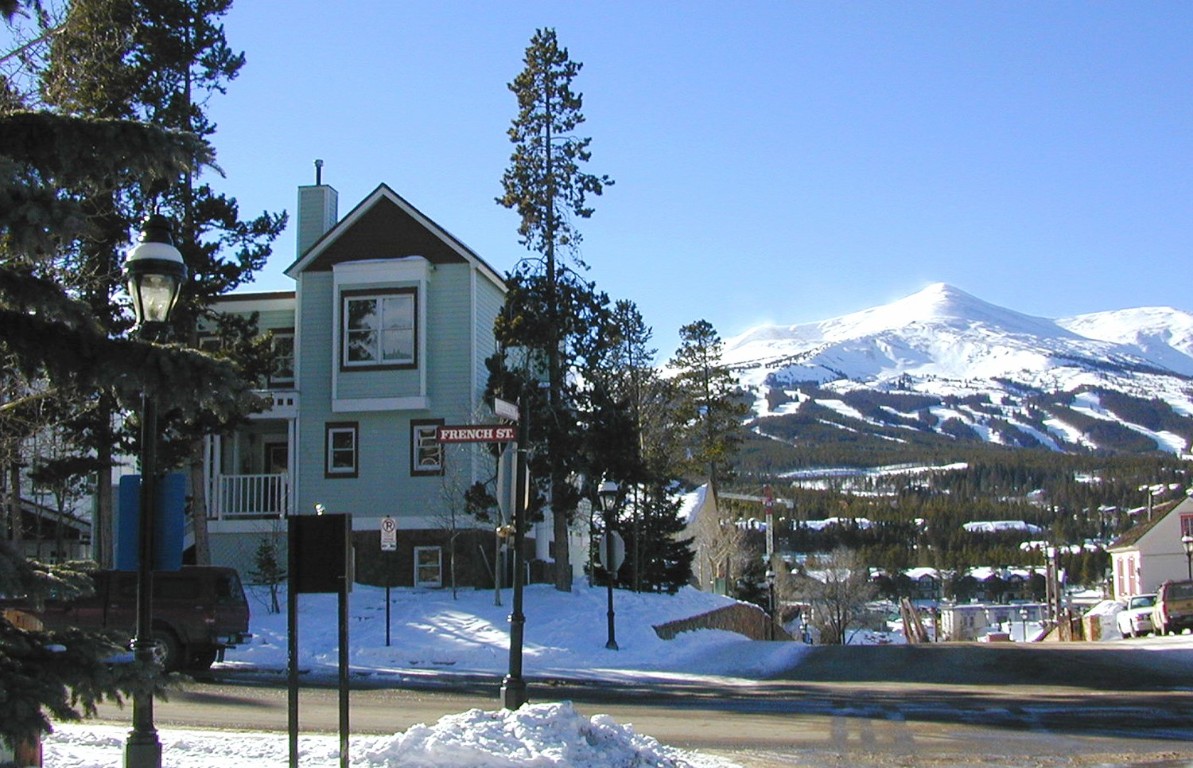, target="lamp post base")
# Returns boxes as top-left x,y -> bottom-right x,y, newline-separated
500,676 -> 527,710
124,731 -> 161,768
606,605 -> 618,650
